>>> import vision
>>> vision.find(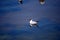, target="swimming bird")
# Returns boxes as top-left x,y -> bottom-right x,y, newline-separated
29,19 -> 38,27
39,0 -> 45,5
